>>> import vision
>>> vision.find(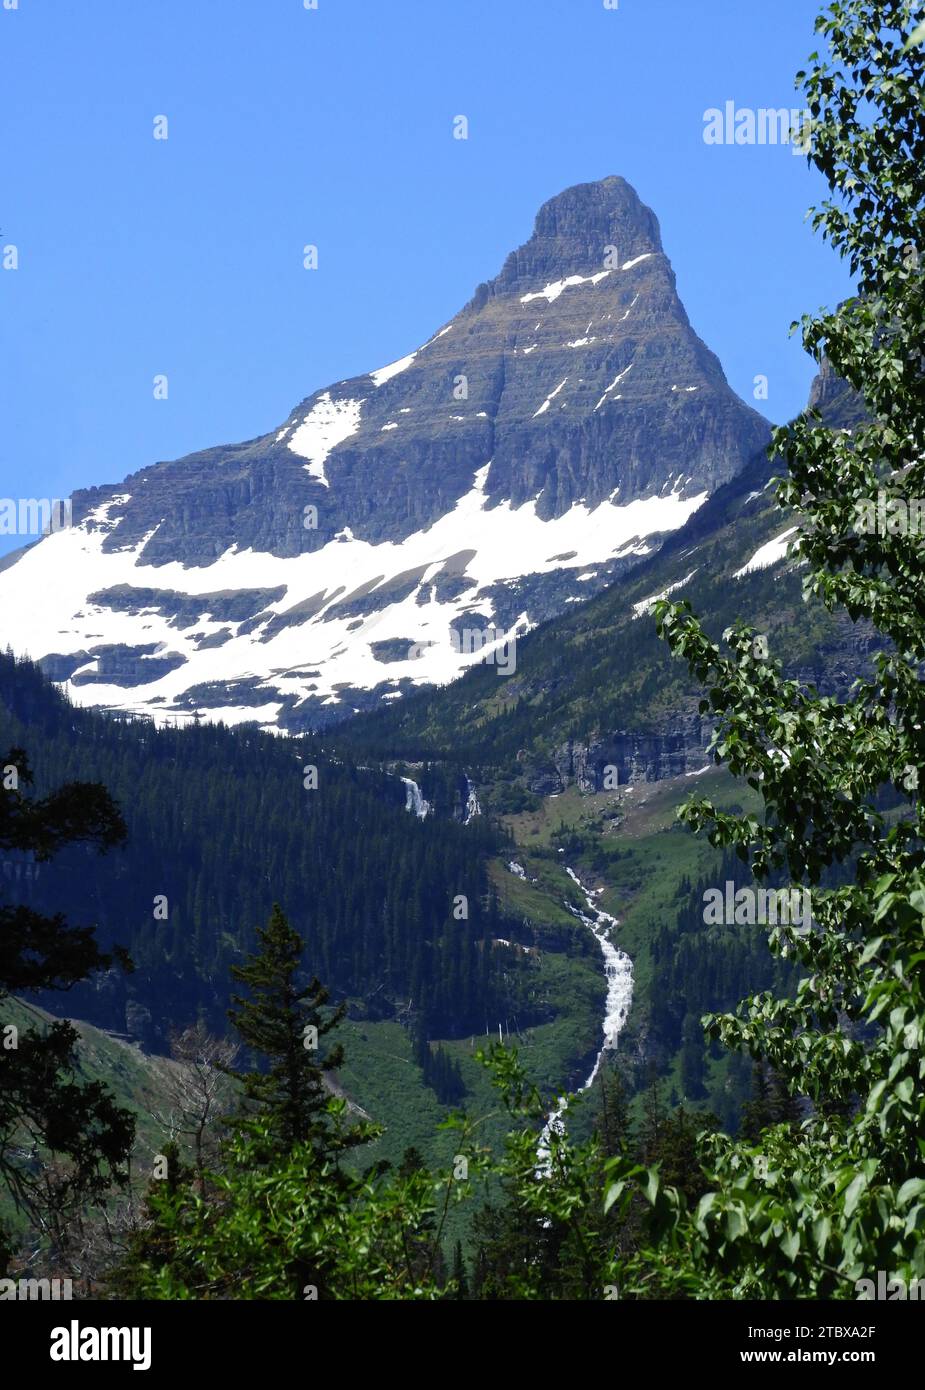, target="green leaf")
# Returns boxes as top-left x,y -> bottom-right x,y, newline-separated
813,1217 -> 831,1258
726,1208 -> 746,1241
859,936 -> 884,964
603,1181 -> 625,1215
904,20 -> 925,50
781,1230 -> 801,1261
844,1173 -> 867,1218
695,1192 -> 717,1233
